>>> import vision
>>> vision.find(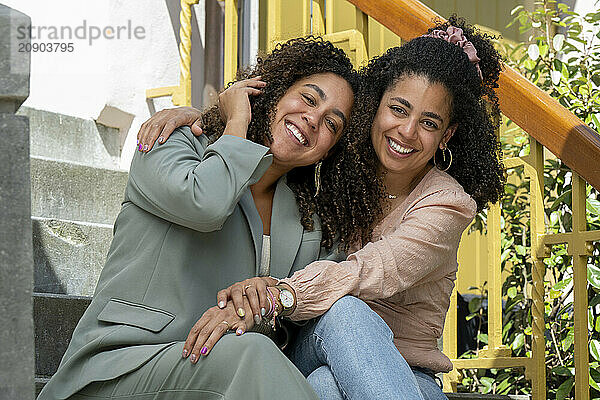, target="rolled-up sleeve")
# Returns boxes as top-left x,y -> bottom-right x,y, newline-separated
281,189 -> 476,321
